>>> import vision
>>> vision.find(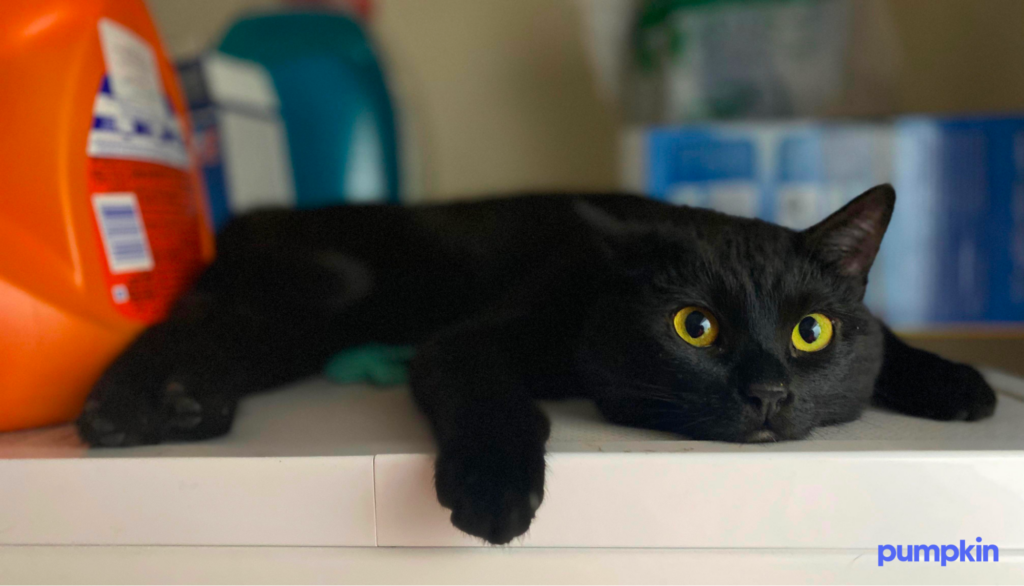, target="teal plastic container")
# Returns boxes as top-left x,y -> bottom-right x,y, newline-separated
218,11 -> 400,207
